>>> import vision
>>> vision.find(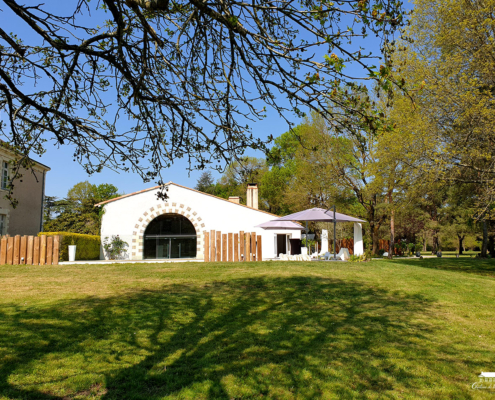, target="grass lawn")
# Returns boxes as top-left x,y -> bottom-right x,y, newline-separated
1,259 -> 495,399
419,251 -> 479,258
